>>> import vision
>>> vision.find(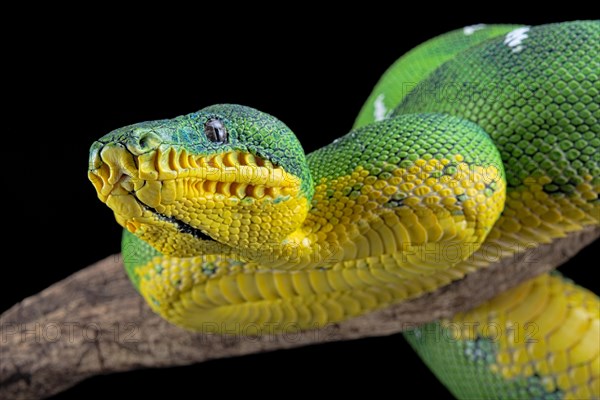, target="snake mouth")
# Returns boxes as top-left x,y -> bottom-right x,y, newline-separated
133,197 -> 216,242
88,141 -> 302,245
